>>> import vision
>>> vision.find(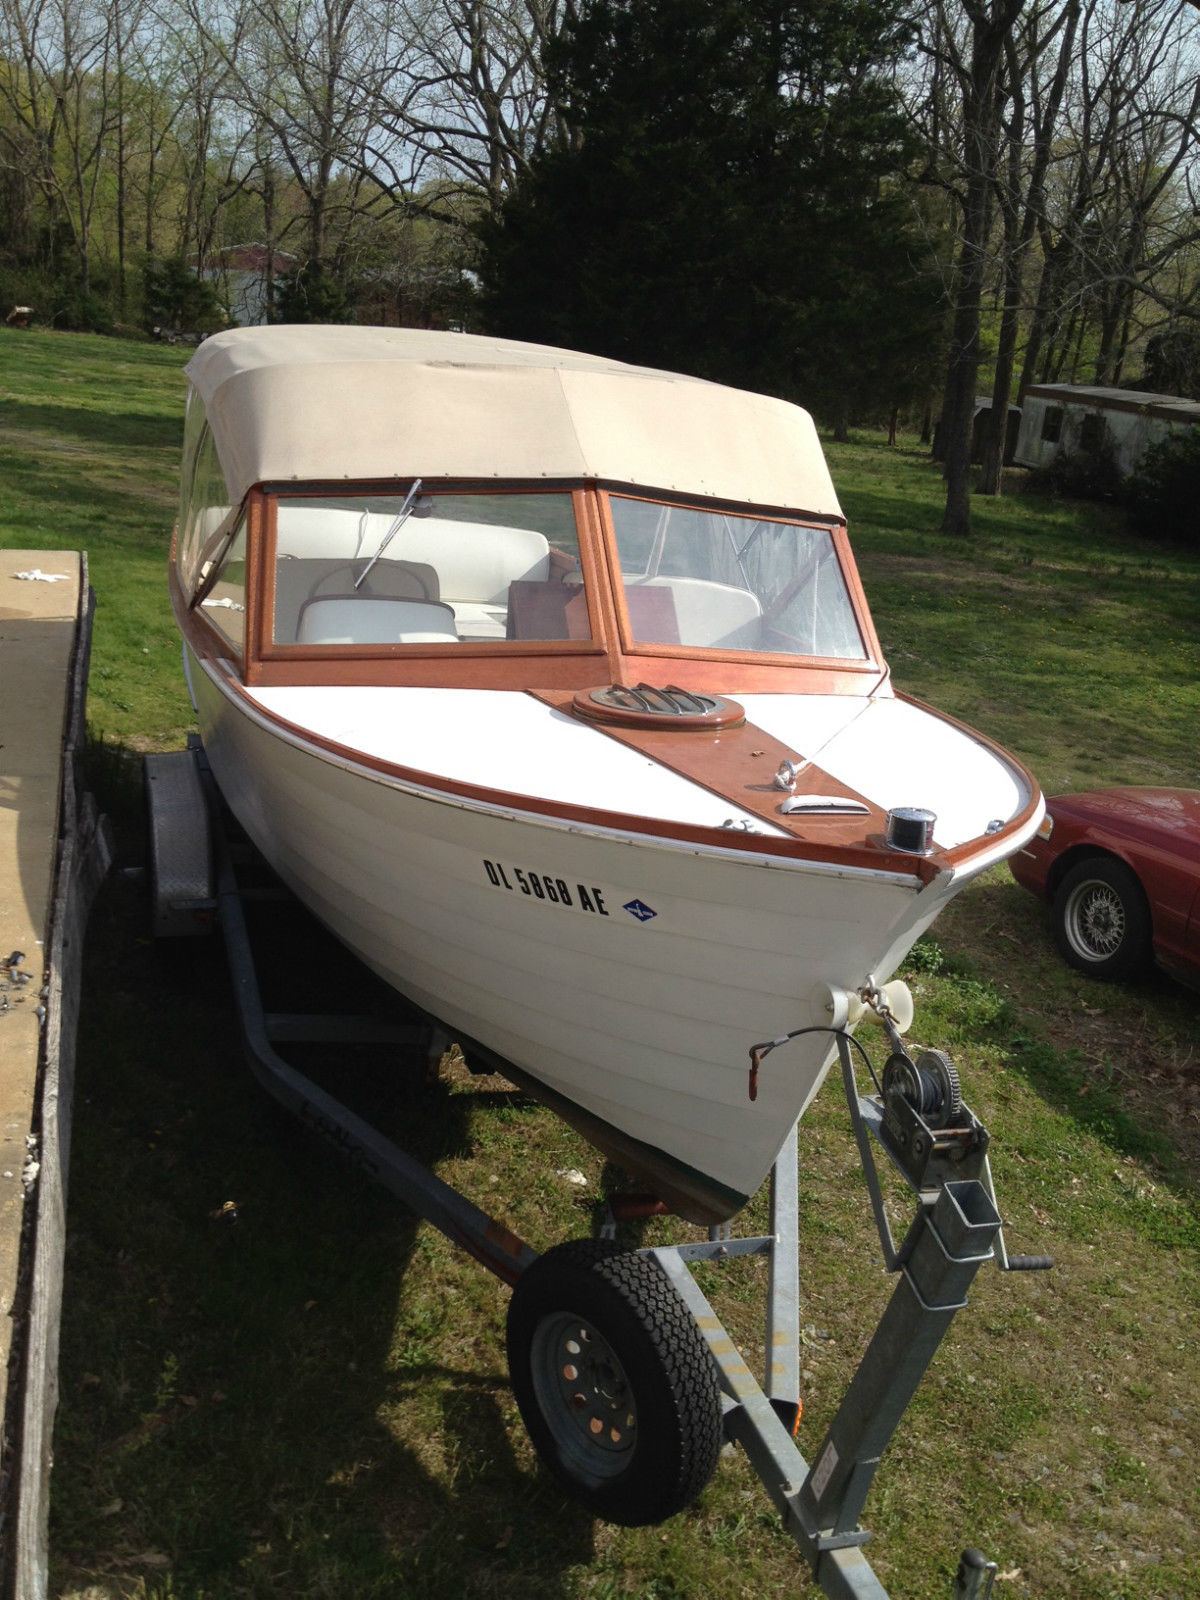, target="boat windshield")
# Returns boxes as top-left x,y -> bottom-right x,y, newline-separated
608,495 -> 865,659
272,490 -> 586,646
